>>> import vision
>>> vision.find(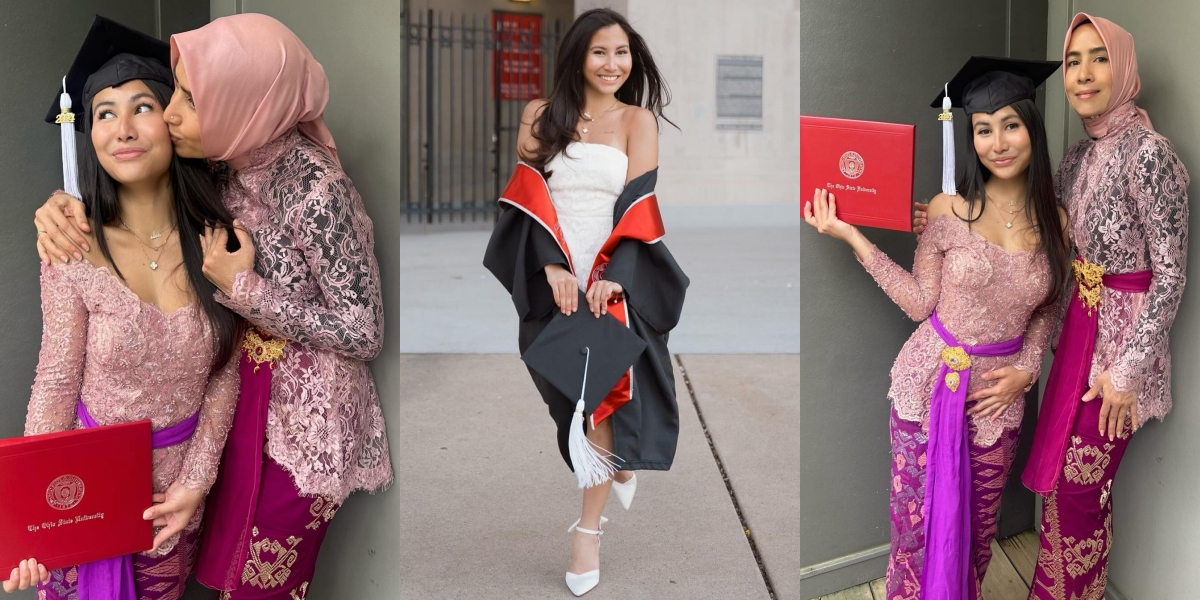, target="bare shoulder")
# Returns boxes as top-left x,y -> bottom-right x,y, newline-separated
925,193 -> 959,219
623,105 -> 658,134
521,99 -> 549,124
